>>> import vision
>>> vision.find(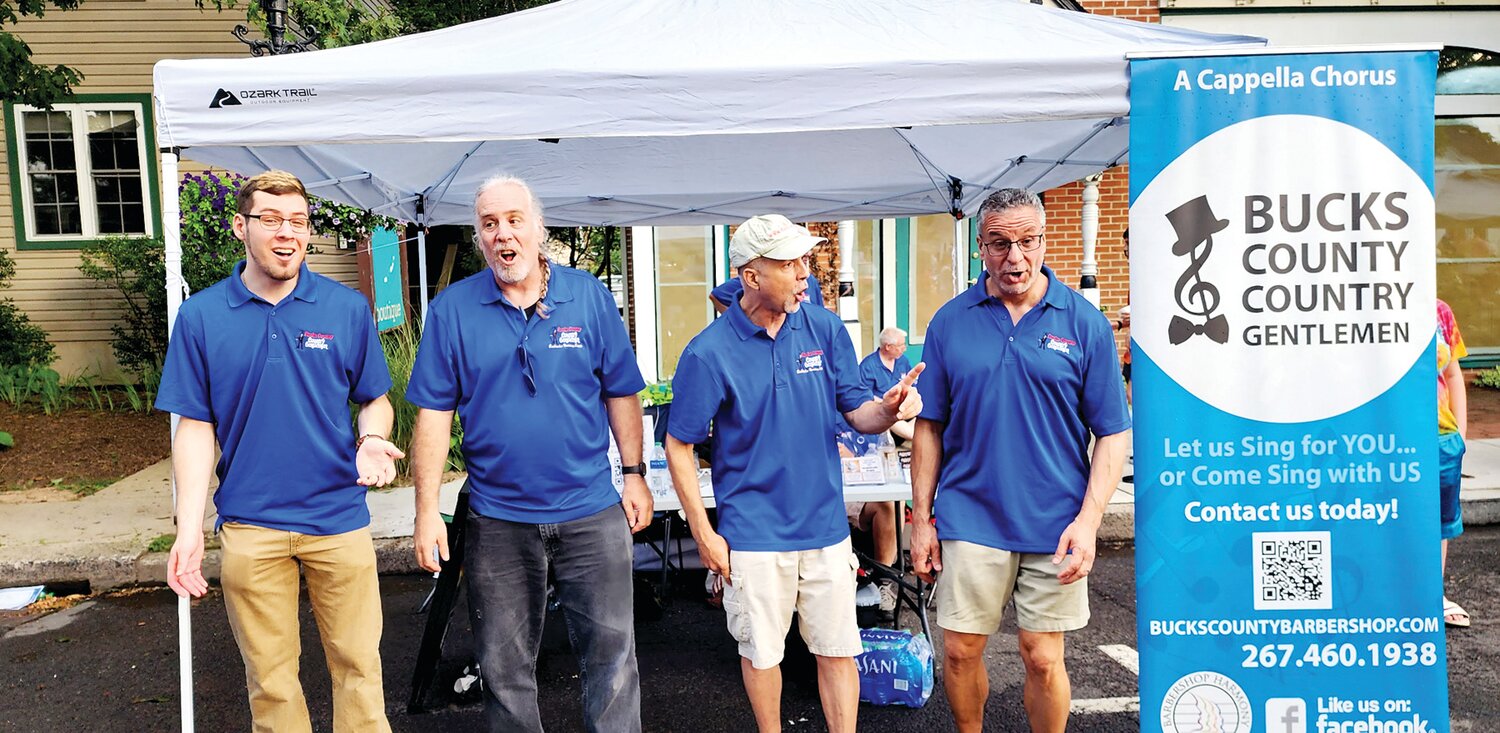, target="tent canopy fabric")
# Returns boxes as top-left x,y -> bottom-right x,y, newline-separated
153,0 -> 1263,226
